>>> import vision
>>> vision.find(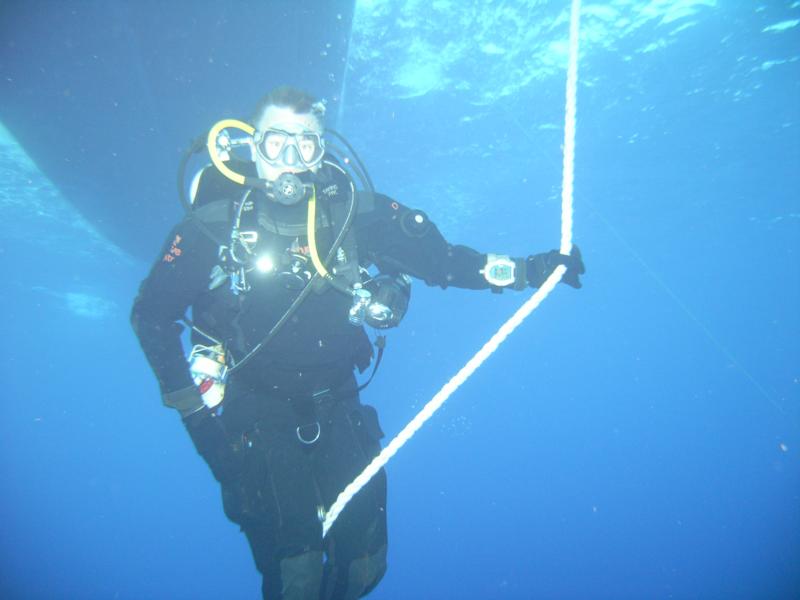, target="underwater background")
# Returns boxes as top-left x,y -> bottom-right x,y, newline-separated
1,1 -> 798,598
